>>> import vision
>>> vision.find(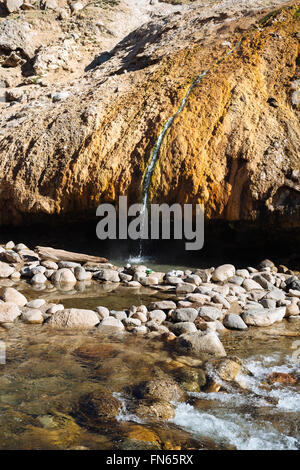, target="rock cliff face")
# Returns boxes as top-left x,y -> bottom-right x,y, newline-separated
0,0 -> 299,228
